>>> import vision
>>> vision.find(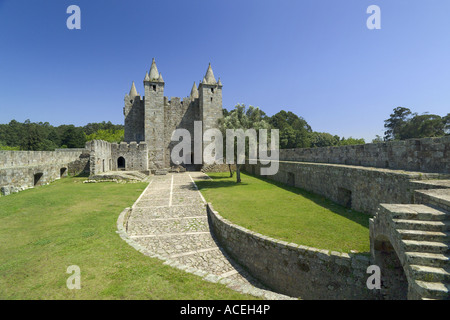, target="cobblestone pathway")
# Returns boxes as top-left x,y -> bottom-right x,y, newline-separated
121,172 -> 293,299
